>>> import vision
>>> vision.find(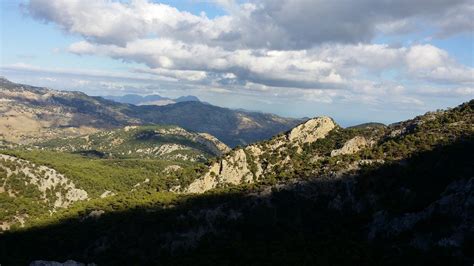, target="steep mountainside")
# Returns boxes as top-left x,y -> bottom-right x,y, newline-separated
0,78 -> 134,144
0,78 -> 302,146
37,125 -> 230,161
185,100 -> 473,193
185,116 -> 338,192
